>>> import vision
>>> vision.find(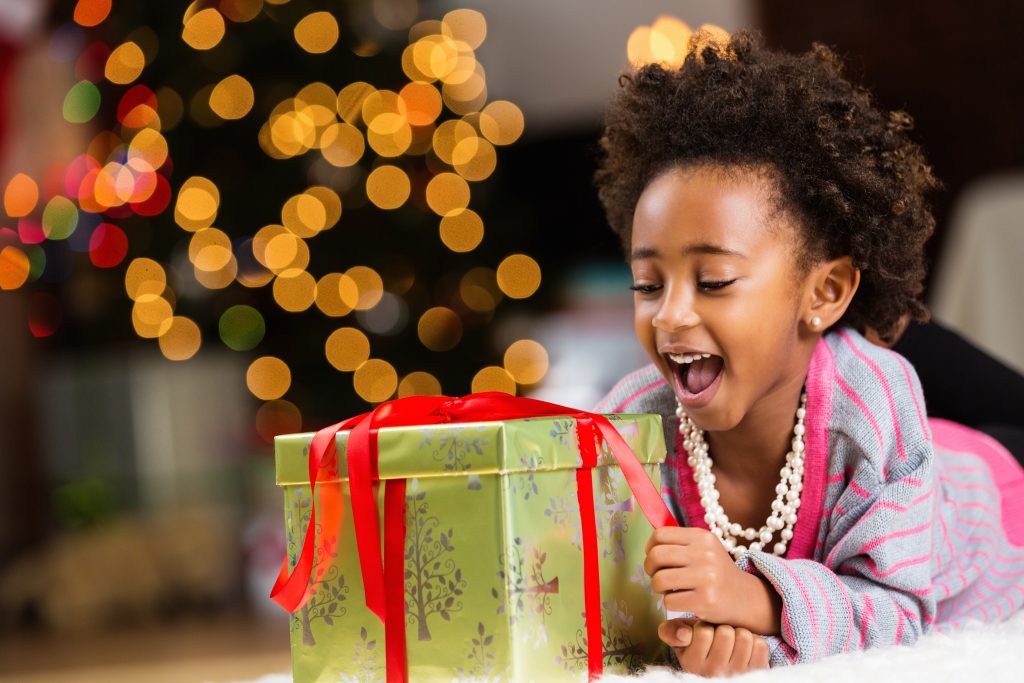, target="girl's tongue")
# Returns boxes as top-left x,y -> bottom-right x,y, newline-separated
683,355 -> 724,394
